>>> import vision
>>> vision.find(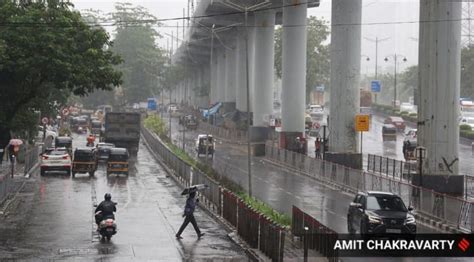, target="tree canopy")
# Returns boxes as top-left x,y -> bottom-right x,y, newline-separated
274,16 -> 330,102
109,2 -> 166,104
0,0 -> 122,144
461,45 -> 474,98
